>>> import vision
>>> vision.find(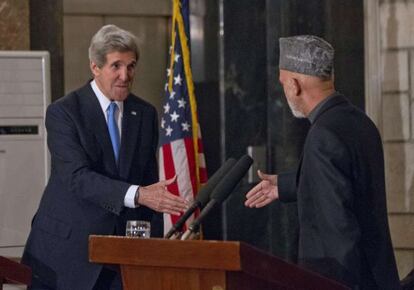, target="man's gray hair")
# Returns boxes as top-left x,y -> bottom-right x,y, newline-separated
88,24 -> 139,68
